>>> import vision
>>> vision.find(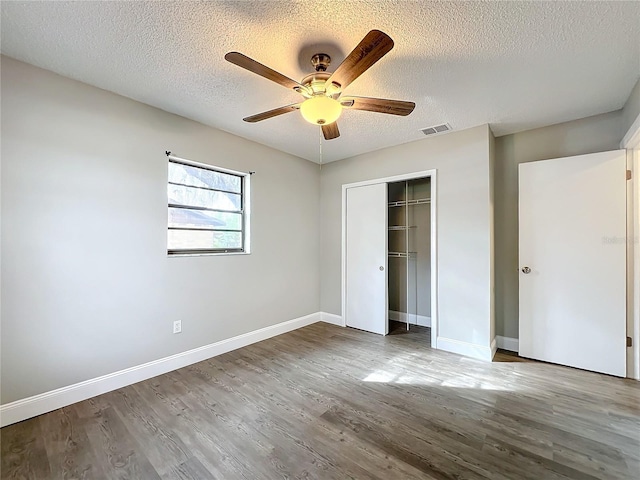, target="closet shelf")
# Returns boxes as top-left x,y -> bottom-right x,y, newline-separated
388,251 -> 417,258
388,225 -> 417,231
387,198 -> 431,207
